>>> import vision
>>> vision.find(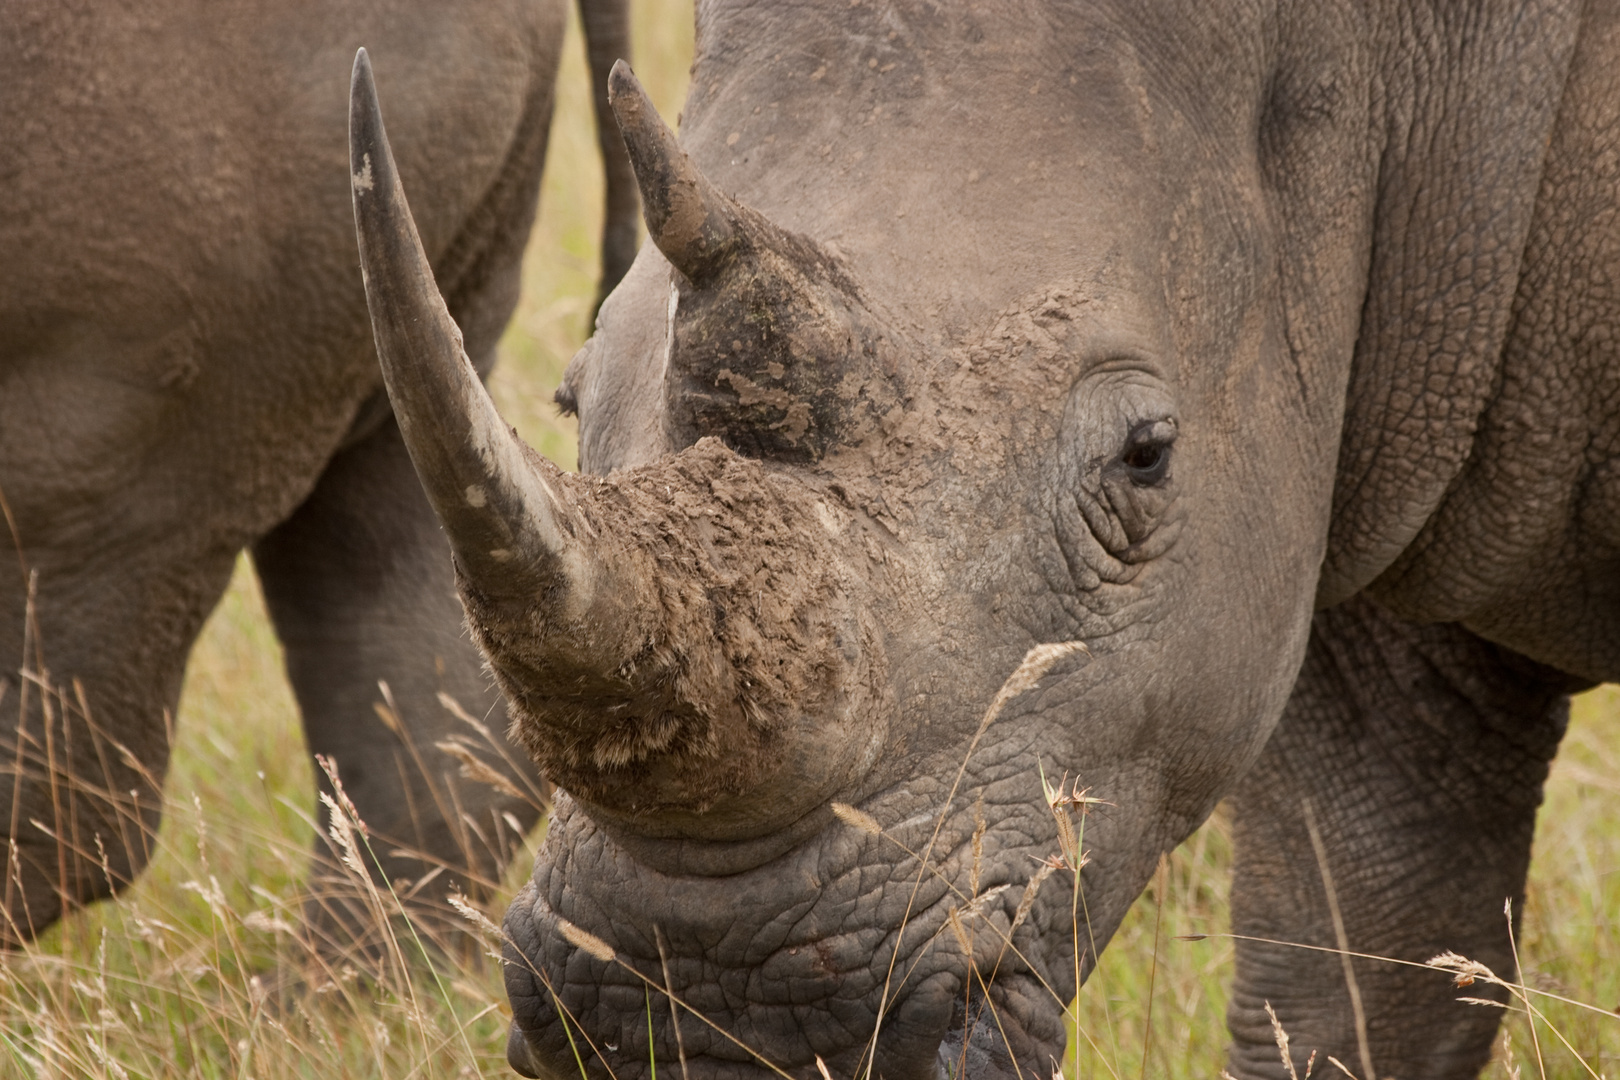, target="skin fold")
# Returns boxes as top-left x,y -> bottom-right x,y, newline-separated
352,1 -> 1620,1077
0,0 -> 637,951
